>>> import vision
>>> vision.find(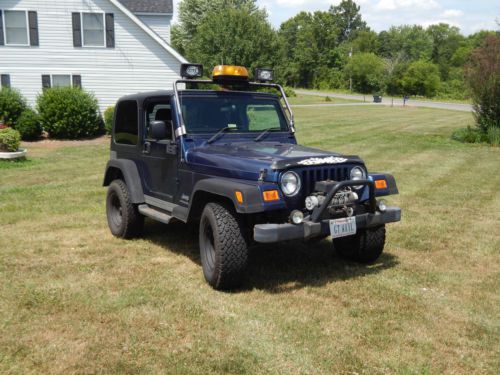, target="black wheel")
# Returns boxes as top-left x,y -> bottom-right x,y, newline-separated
199,202 -> 248,290
106,179 -> 144,239
333,225 -> 386,263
